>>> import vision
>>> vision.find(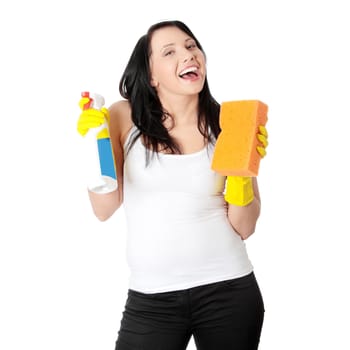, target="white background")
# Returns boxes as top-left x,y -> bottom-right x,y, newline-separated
1,0 -> 349,349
